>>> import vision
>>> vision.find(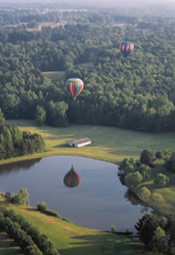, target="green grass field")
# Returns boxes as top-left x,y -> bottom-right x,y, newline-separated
4,119 -> 175,166
42,71 -> 65,81
2,202 -> 150,255
42,62 -> 93,82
